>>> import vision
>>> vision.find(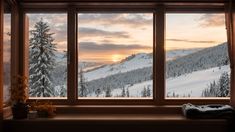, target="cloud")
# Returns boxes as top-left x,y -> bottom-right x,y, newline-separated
198,14 -> 225,27
79,42 -> 151,52
79,27 -> 130,38
166,38 -> 216,44
78,13 -> 152,27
